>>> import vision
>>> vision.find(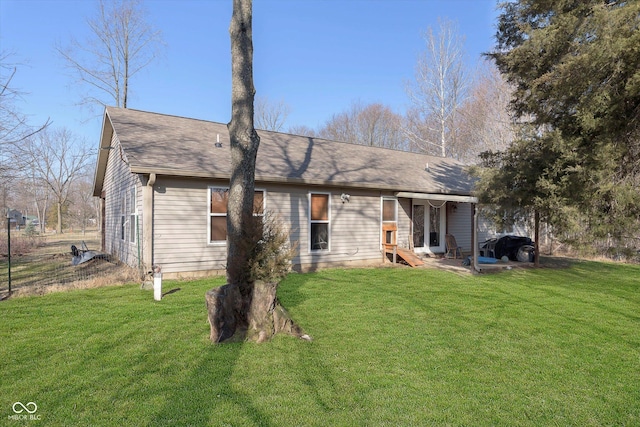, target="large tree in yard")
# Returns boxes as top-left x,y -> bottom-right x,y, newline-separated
206,0 -> 305,343
480,0 -> 640,246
